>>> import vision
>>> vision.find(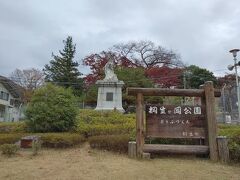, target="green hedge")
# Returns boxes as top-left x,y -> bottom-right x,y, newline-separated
0,133 -> 85,148
218,124 -> 240,162
76,110 -> 135,137
40,133 -> 85,148
89,134 -> 131,153
0,122 -> 27,133
227,137 -> 240,162
0,134 -> 25,145
218,124 -> 240,137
